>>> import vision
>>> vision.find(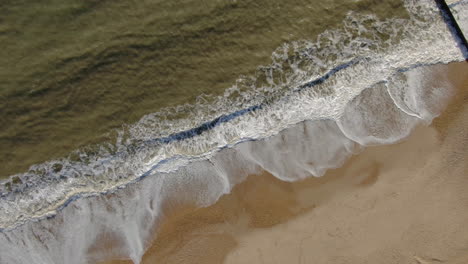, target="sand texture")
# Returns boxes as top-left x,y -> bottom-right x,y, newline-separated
100,62 -> 467,264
